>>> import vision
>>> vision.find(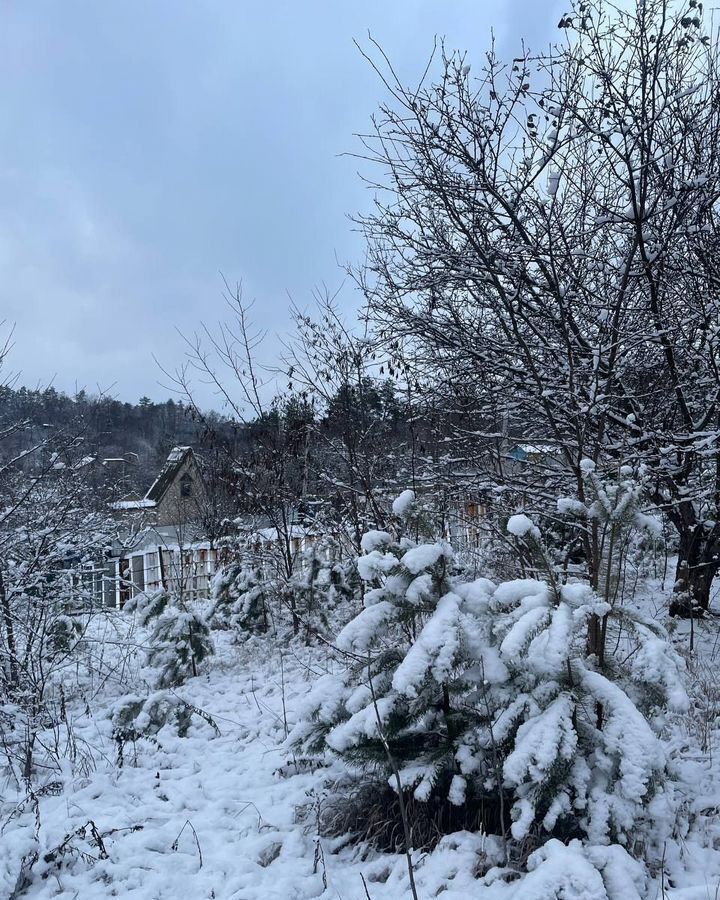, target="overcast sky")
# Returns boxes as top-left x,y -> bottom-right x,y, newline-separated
0,1 -> 563,408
